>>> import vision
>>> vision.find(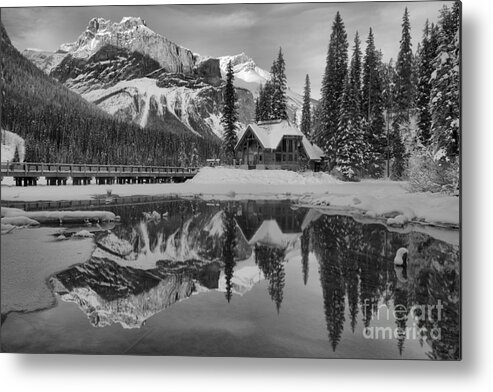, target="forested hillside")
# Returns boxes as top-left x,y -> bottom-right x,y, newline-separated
0,23 -> 220,165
